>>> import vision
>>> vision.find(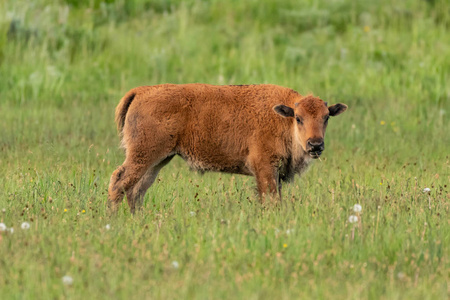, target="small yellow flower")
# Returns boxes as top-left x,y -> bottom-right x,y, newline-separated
283,244 -> 288,248
380,182 -> 383,185
380,121 -> 386,125
390,122 -> 396,126
364,26 -> 370,32
64,209 -> 67,212
82,210 -> 86,213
